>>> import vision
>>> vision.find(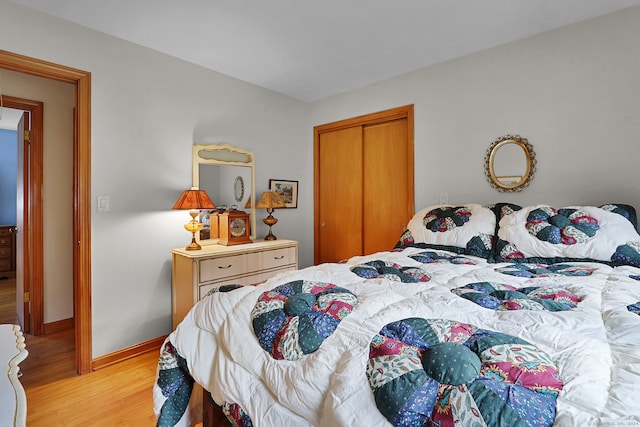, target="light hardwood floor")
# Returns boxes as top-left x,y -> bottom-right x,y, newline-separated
23,331 -> 160,426
0,277 -> 18,324
1,278 -> 162,426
